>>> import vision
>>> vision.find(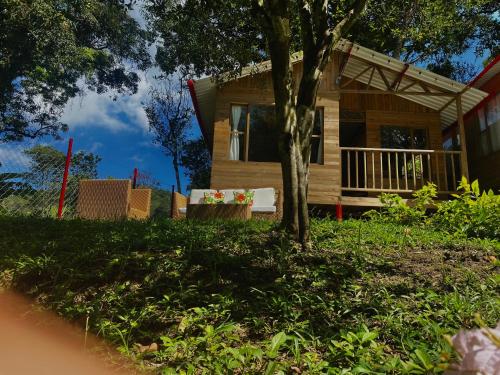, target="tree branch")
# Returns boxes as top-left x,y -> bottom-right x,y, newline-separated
318,0 -> 369,71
